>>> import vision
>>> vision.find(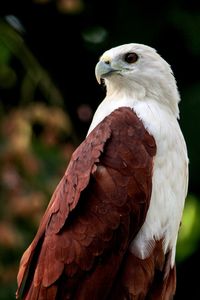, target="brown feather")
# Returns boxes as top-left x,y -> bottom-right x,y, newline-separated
108,240 -> 176,300
16,107 -> 161,300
